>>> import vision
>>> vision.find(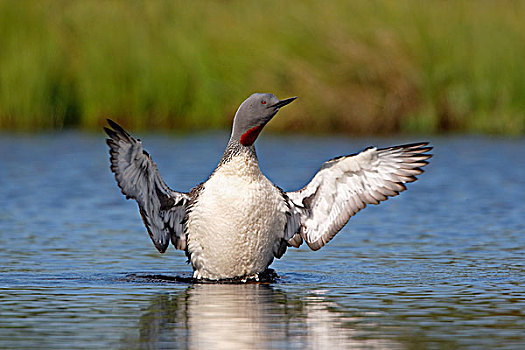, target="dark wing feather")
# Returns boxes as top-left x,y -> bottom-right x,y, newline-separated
105,119 -> 189,253
286,142 -> 432,250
